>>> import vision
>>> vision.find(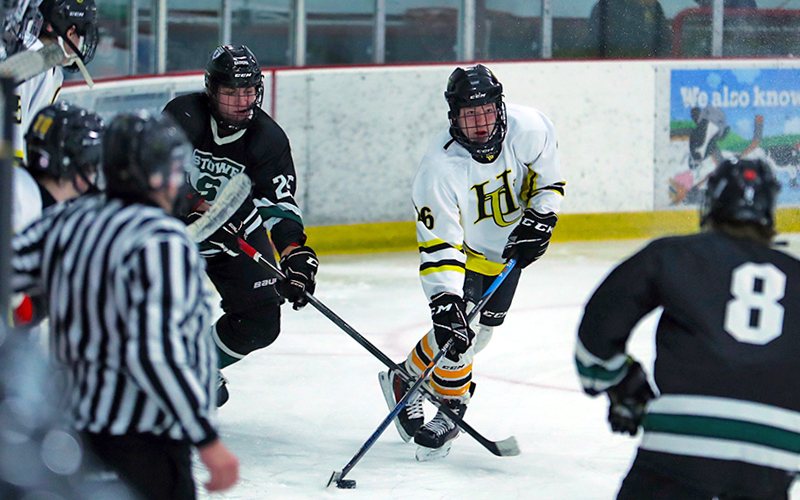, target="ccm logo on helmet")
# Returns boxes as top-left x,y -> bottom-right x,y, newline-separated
470,92 -> 486,100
